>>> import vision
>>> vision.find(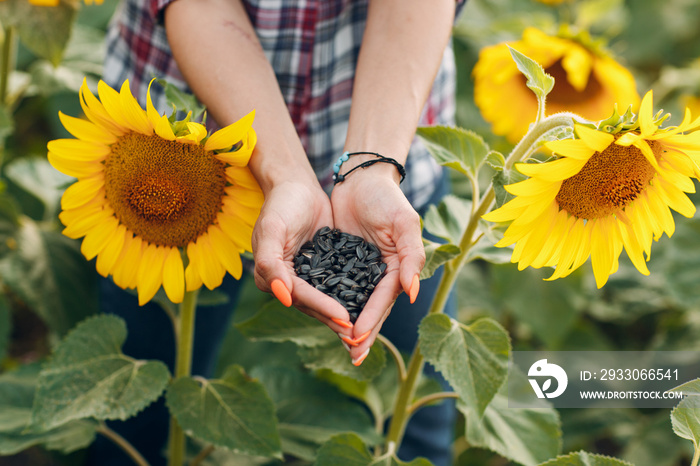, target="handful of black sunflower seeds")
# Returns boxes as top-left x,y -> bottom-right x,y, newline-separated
294,226 -> 387,323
